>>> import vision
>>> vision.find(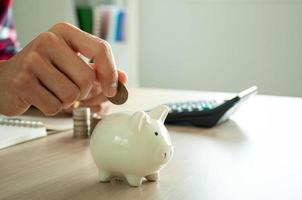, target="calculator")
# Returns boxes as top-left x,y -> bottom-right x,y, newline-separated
164,86 -> 258,127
